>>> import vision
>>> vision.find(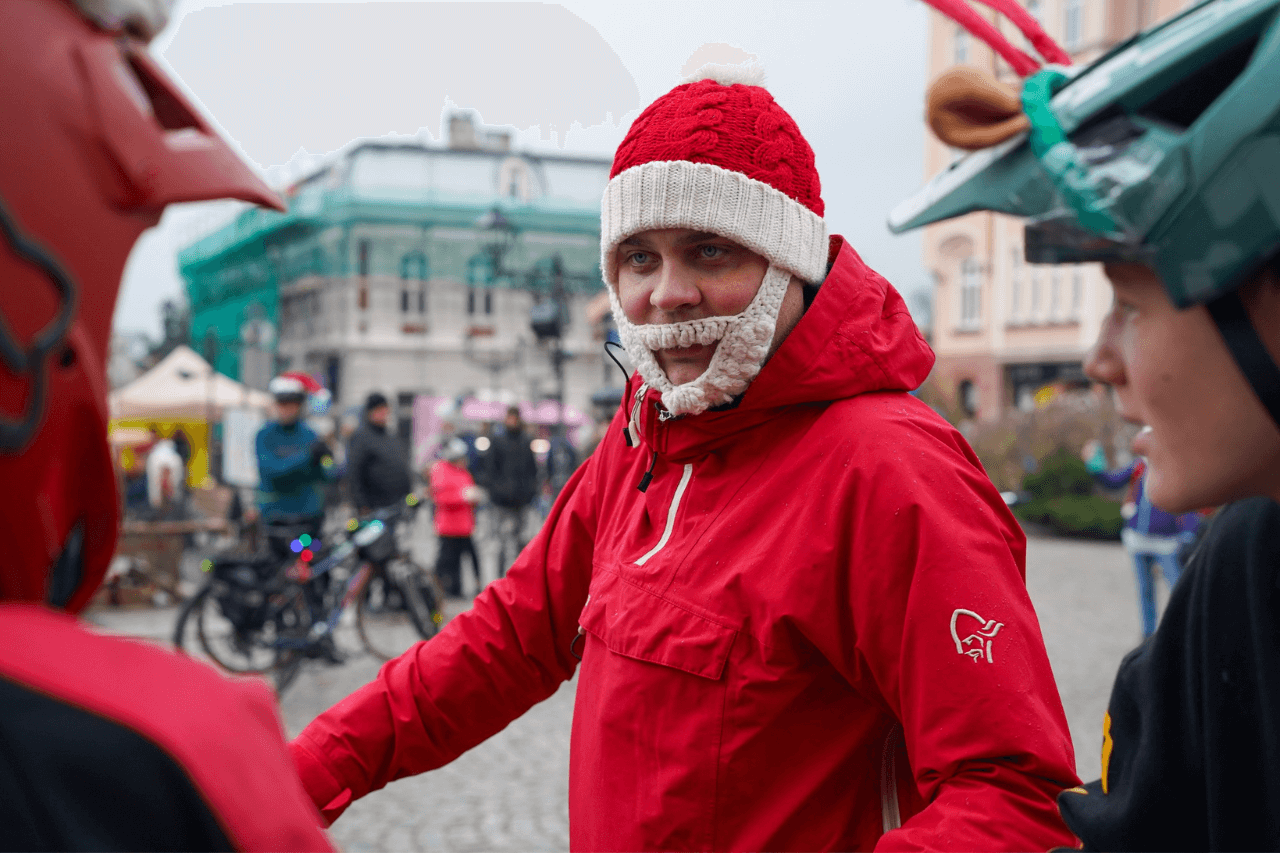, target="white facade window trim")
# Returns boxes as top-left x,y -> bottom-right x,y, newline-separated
1009,248 -> 1022,325
957,257 -> 982,332
1070,266 -> 1084,320
953,25 -> 969,65
1065,0 -> 1083,50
